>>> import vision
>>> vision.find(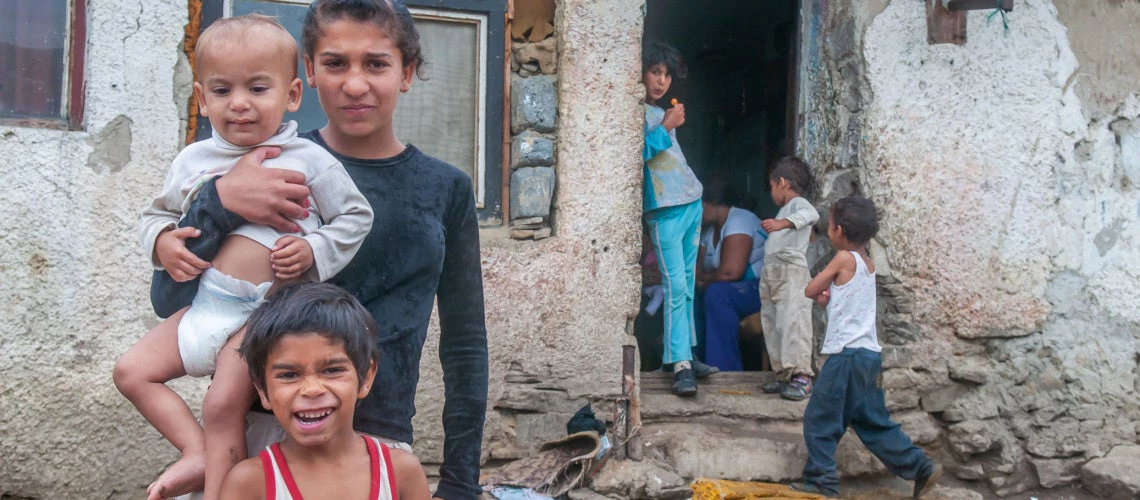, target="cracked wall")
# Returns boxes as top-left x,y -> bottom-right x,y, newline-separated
0,1 -> 197,499
831,0 -> 1140,495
